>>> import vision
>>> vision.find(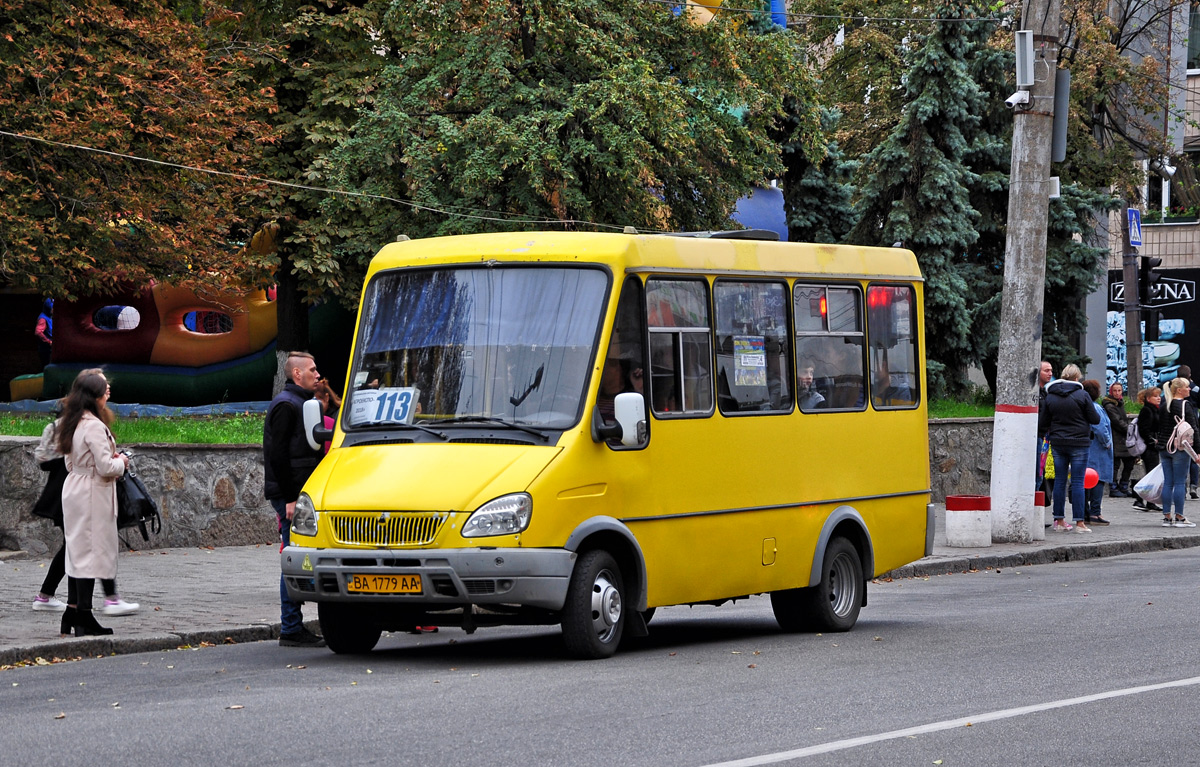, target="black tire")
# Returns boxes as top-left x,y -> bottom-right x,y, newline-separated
771,537 -> 863,633
561,550 -> 625,659
318,602 -> 383,654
